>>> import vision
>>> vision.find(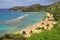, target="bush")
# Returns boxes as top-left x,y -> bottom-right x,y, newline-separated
0,34 -> 26,40
35,27 -> 44,30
